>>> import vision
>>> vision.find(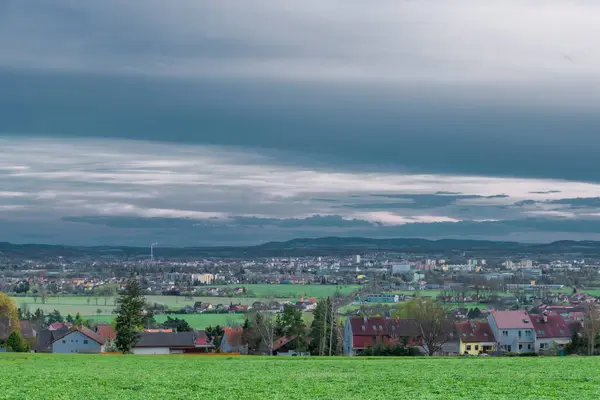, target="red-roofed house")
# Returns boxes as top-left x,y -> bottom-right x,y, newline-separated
455,321 -> 496,355
343,316 -> 391,355
220,328 -> 247,354
530,313 -> 571,353
488,310 -> 535,353
194,330 -> 215,352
